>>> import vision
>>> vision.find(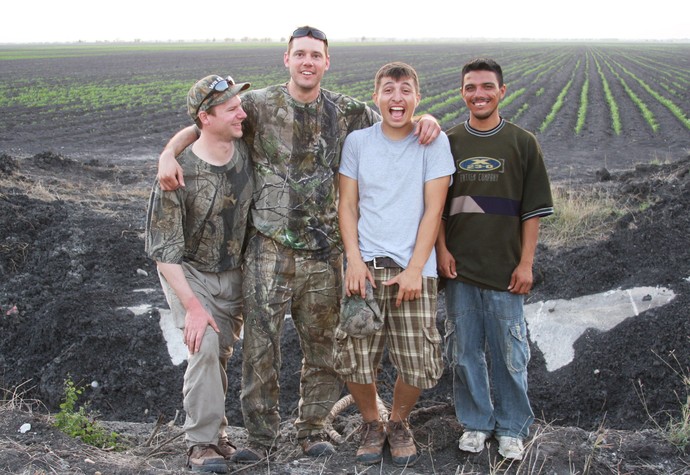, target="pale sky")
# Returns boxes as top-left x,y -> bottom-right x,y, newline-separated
2,0 -> 688,44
